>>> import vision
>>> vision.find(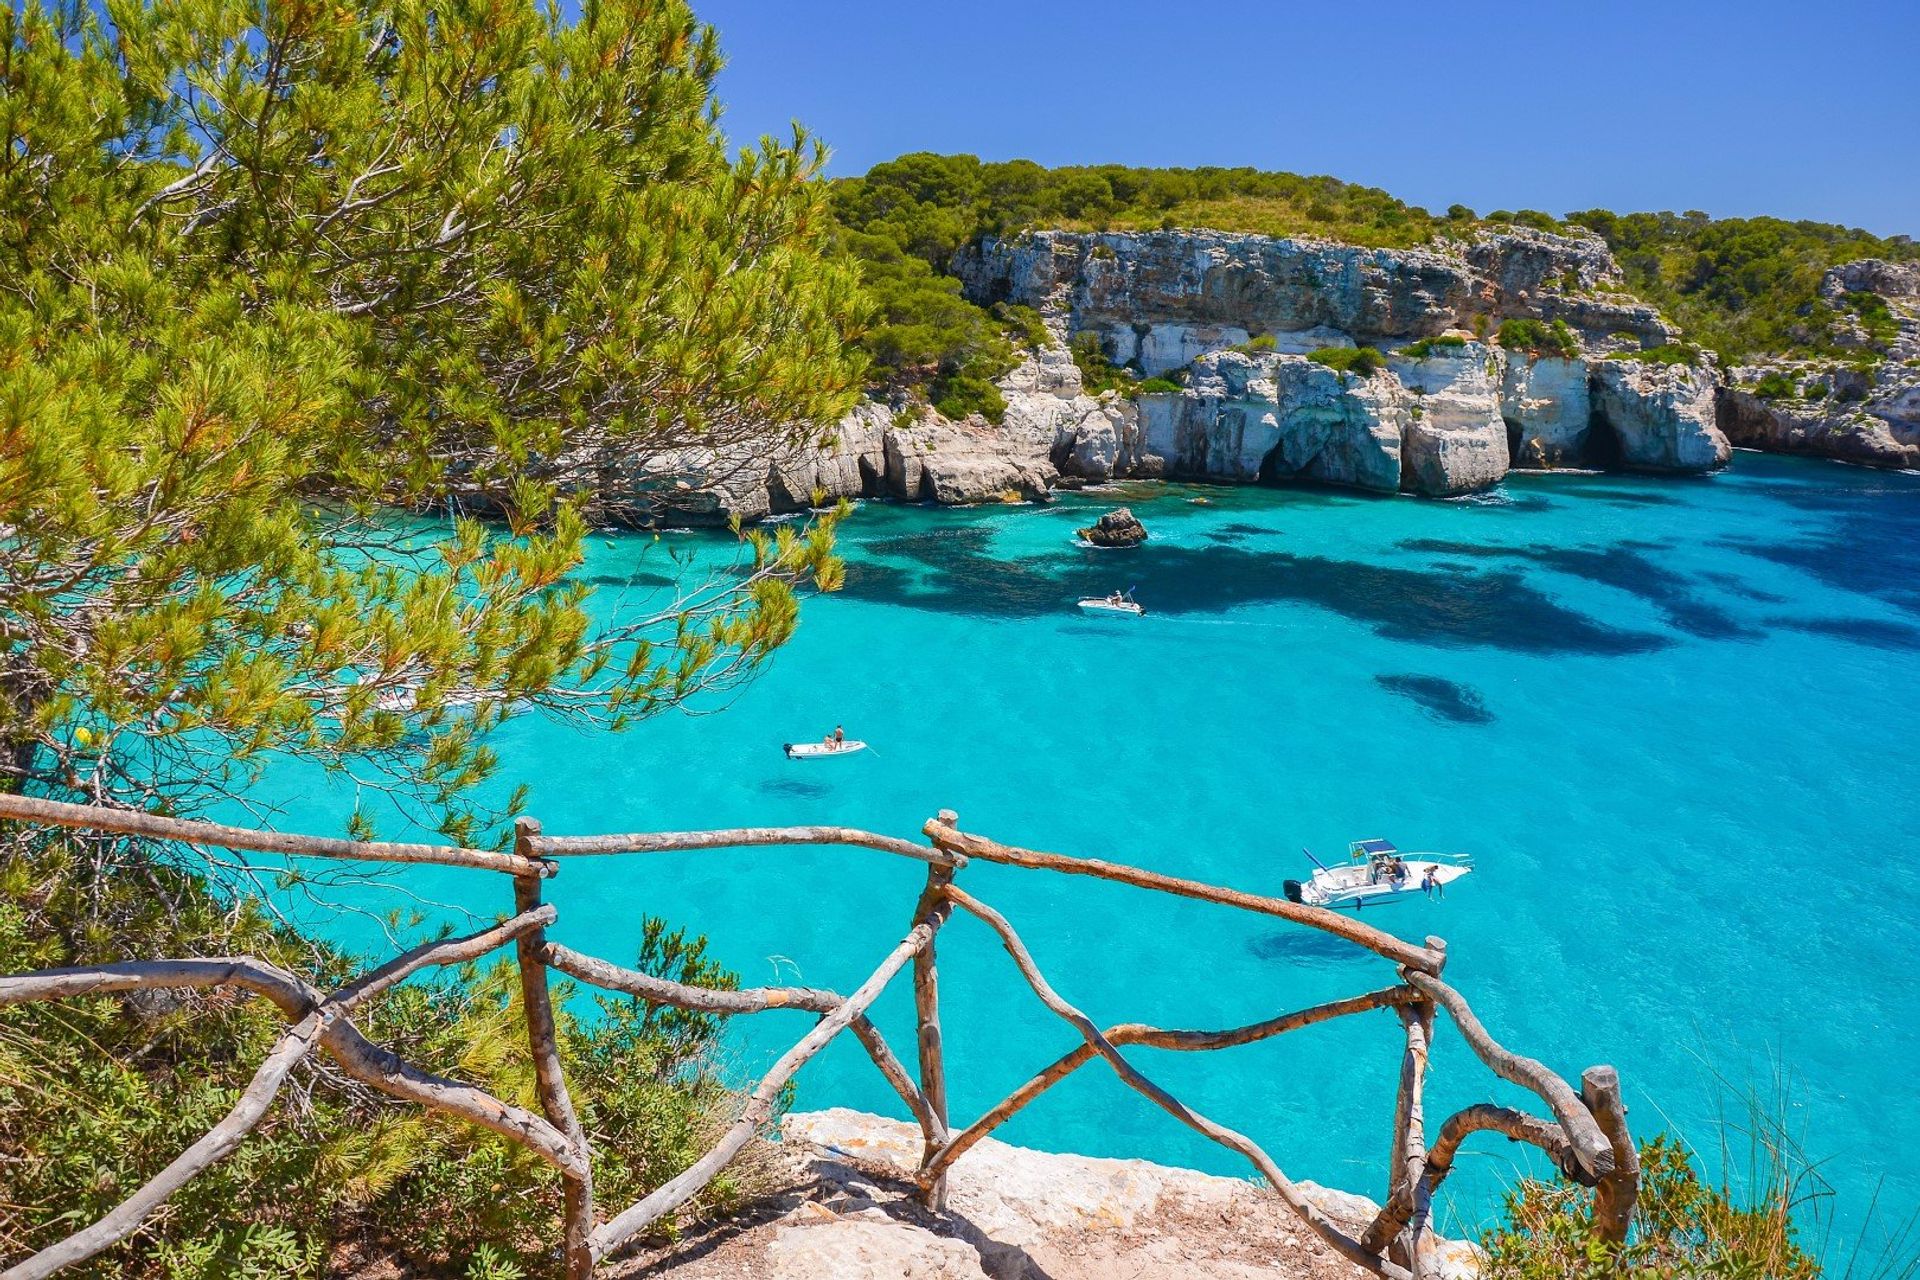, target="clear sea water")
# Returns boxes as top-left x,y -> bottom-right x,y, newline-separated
254,451 -> 1920,1254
